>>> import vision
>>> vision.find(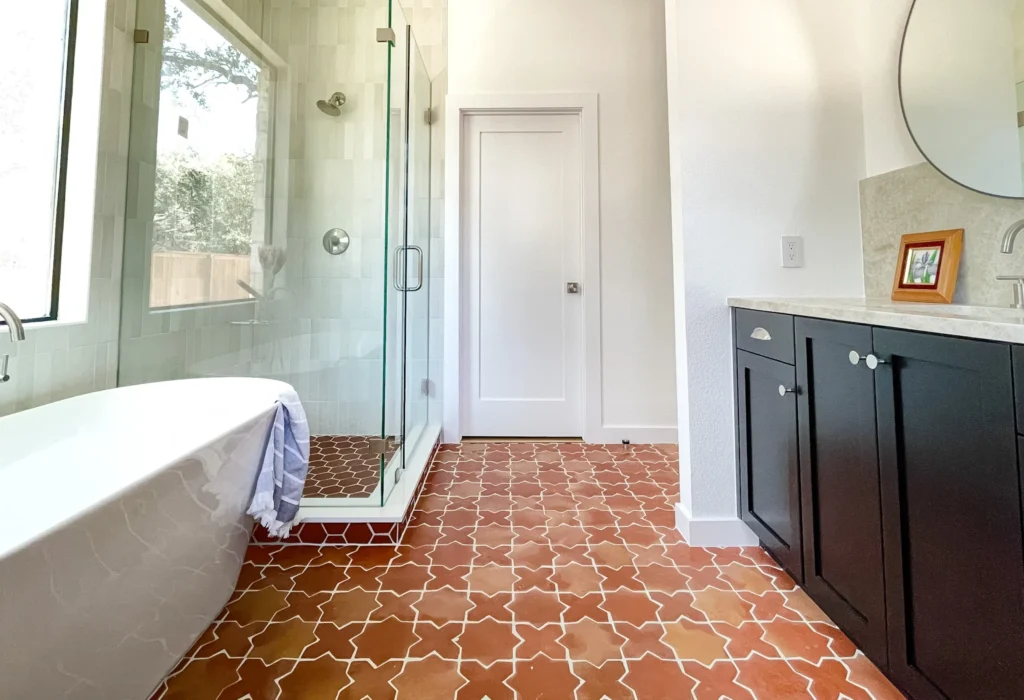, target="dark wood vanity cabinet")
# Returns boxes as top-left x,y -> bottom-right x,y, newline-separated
874,329 -> 1024,700
735,349 -> 802,580
794,318 -> 887,667
734,309 -> 1024,700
